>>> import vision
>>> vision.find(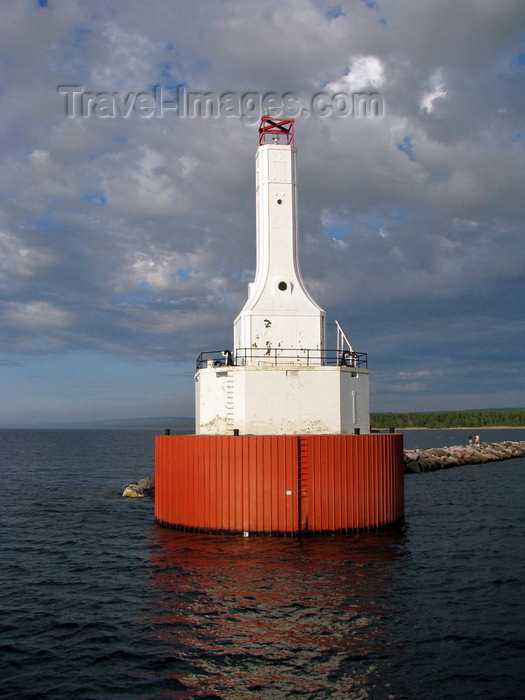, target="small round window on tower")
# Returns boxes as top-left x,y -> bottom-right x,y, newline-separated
278,281 -> 287,291
277,199 -> 283,204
